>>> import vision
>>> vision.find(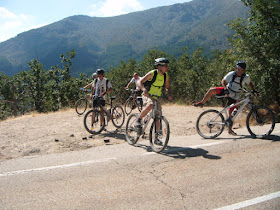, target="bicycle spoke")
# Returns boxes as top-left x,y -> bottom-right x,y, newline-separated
246,105 -> 275,138
84,110 -> 105,134
125,114 -> 140,145
196,109 -> 225,139
149,116 -> 170,153
111,105 -> 125,128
